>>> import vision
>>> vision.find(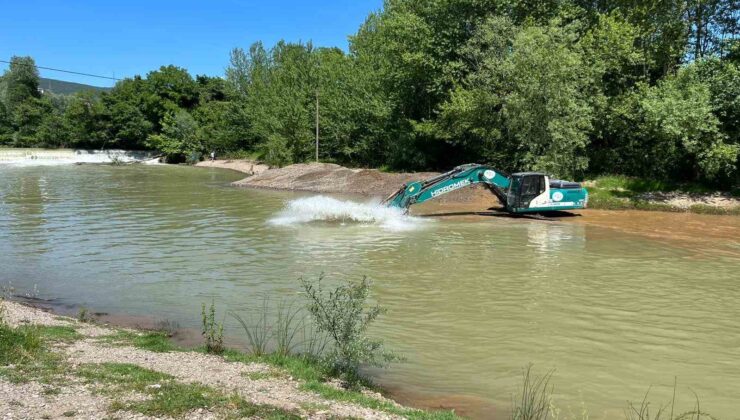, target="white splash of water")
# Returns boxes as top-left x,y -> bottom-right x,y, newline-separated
268,196 -> 425,231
